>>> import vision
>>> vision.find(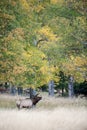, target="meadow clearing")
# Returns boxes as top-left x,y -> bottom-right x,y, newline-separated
0,94 -> 87,130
